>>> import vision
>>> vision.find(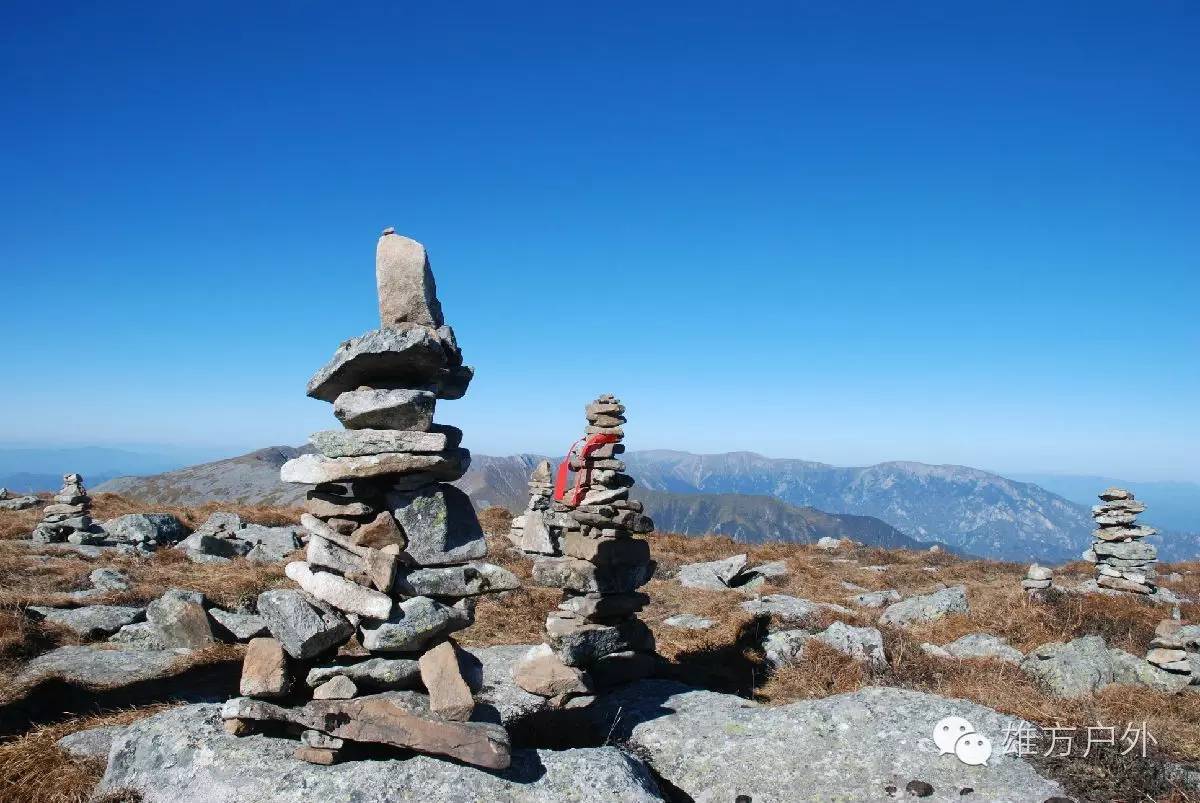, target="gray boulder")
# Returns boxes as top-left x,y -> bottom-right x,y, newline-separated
146,595 -> 214,648
941,634 -> 1023,664
462,644 -> 557,726
0,494 -> 41,511
109,621 -> 167,650
257,589 -> 354,659
103,513 -> 190,546
586,681 -> 1062,802
305,657 -> 421,692
394,562 -> 521,598
359,596 -> 471,653
1020,636 -> 1115,698
878,585 -> 968,628
740,594 -> 852,631
676,554 -> 748,591
90,568 -> 131,591
27,605 -> 144,639
12,646 -> 192,689
1109,648 -> 1194,693
98,704 -> 664,802
386,484 -> 486,565
763,629 -> 815,667
851,589 -> 901,608
209,609 -> 269,641
56,724 -> 126,759
815,621 -> 886,667
663,614 -> 715,630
